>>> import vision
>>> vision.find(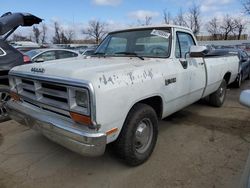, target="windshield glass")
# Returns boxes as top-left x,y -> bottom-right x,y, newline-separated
25,50 -> 41,58
95,28 -> 171,58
